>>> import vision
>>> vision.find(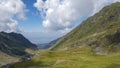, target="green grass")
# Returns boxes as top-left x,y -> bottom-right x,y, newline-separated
11,46 -> 120,68
0,51 -> 19,67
